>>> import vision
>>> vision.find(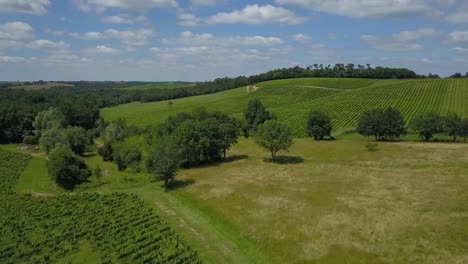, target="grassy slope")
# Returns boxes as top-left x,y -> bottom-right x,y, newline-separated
8,138 -> 468,263
101,78 -> 377,127
124,82 -> 195,90
103,78 -> 468,137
